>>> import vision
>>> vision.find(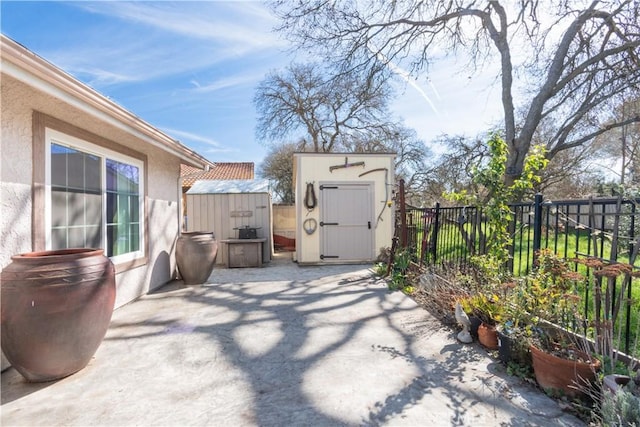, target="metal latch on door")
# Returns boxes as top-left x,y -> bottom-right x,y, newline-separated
319,222 -> 338,226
